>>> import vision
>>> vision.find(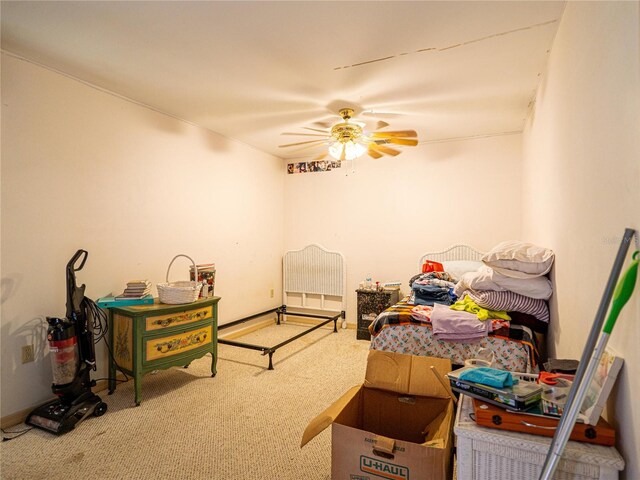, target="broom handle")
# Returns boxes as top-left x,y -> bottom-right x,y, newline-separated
539,229 -> 637,480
